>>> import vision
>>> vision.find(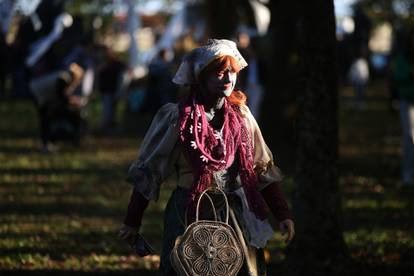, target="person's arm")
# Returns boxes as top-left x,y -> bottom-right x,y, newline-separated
239,104 -> 295,242
123,186 -> 149,228
119,103 -> 180,249
261,181 -> 295,243
260,181 -> 292,221
118,184 -> 149,246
